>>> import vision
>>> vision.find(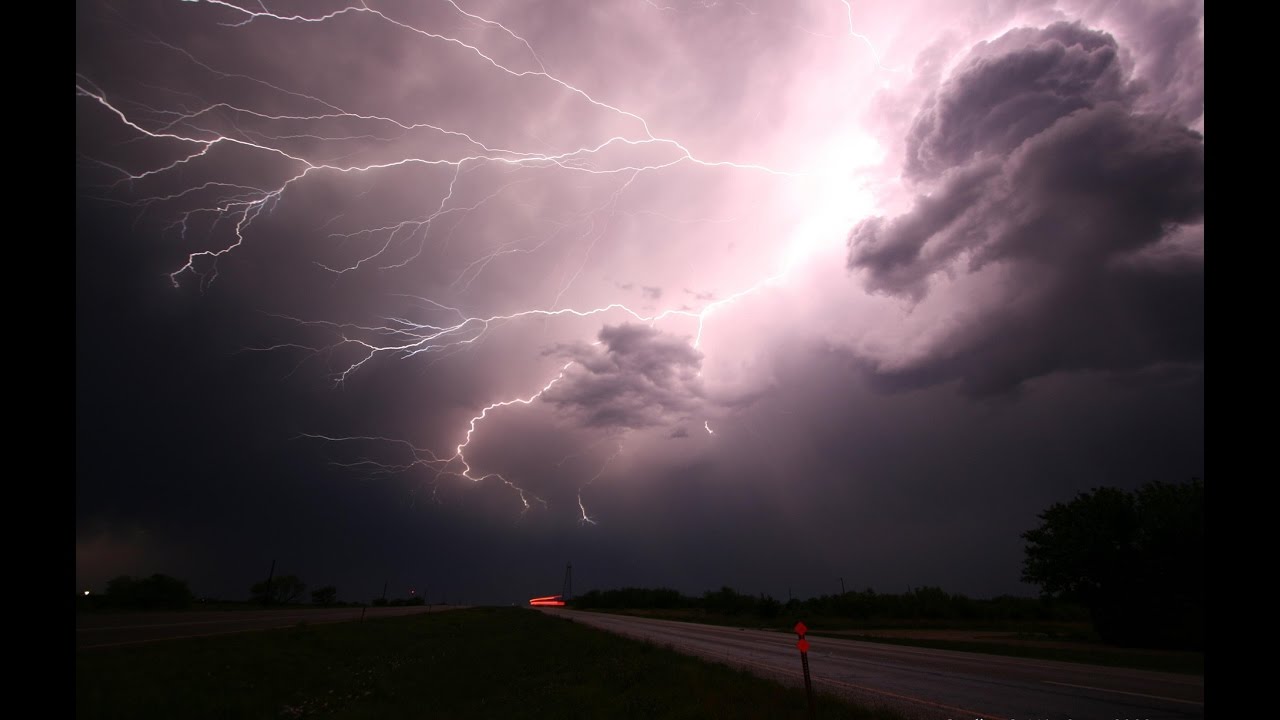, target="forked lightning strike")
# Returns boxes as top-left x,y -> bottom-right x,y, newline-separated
79,0 -> 892,519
